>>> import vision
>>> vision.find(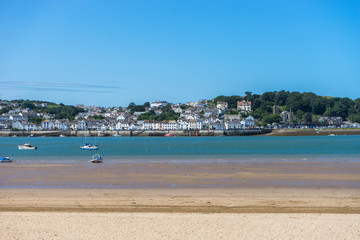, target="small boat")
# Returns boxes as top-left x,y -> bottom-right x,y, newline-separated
80,135 -> 99,150
12,135 -> 17,137
0,157 -> 13,163
59,134 -> 66,137
164,133 -> 174,137
329,134 -> 336,136
18,143 -> 37,150
80,143 -> 99,150
90,154 -> 103,163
